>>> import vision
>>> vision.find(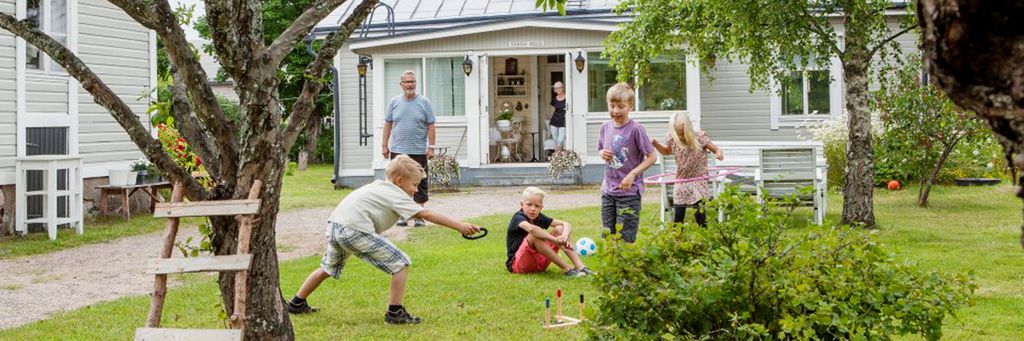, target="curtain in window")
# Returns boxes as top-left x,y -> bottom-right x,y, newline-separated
425,57 -> 465,116
587,52 -> 617,113
384,59 -> 423,104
